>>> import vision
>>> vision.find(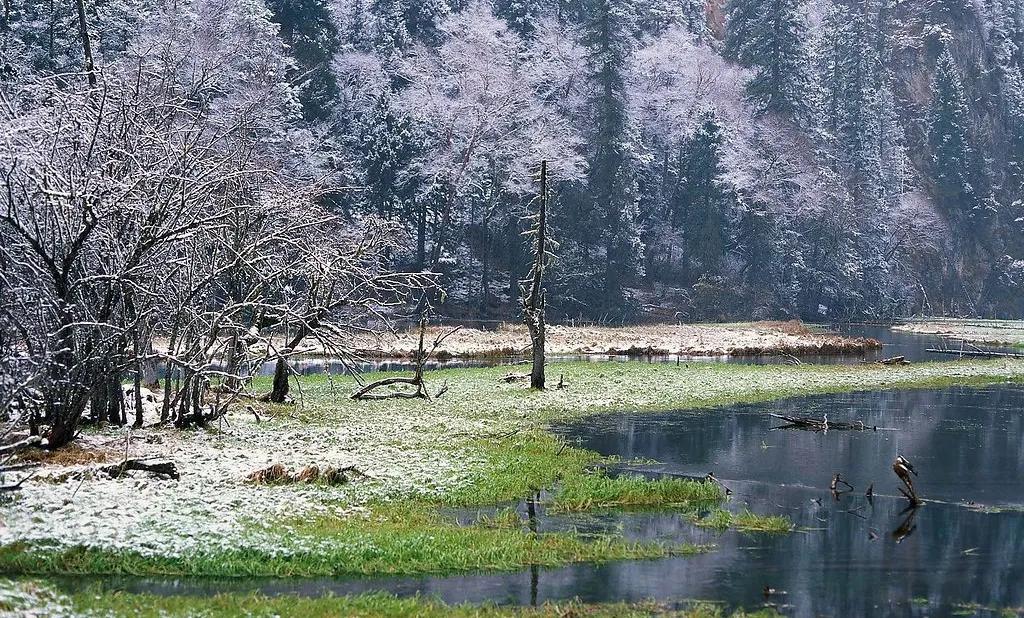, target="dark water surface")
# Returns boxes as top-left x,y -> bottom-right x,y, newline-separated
61,384 -> 1024,616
